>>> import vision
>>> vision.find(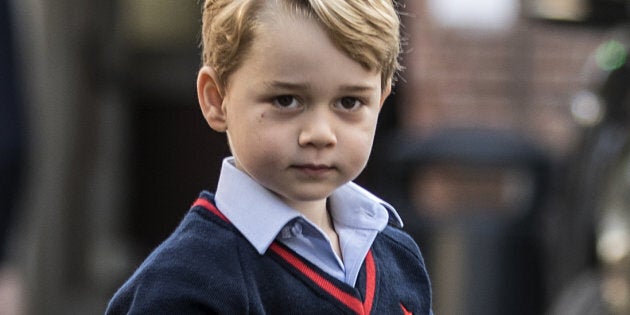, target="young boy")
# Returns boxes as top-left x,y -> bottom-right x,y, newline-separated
106,0 -> 432,314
